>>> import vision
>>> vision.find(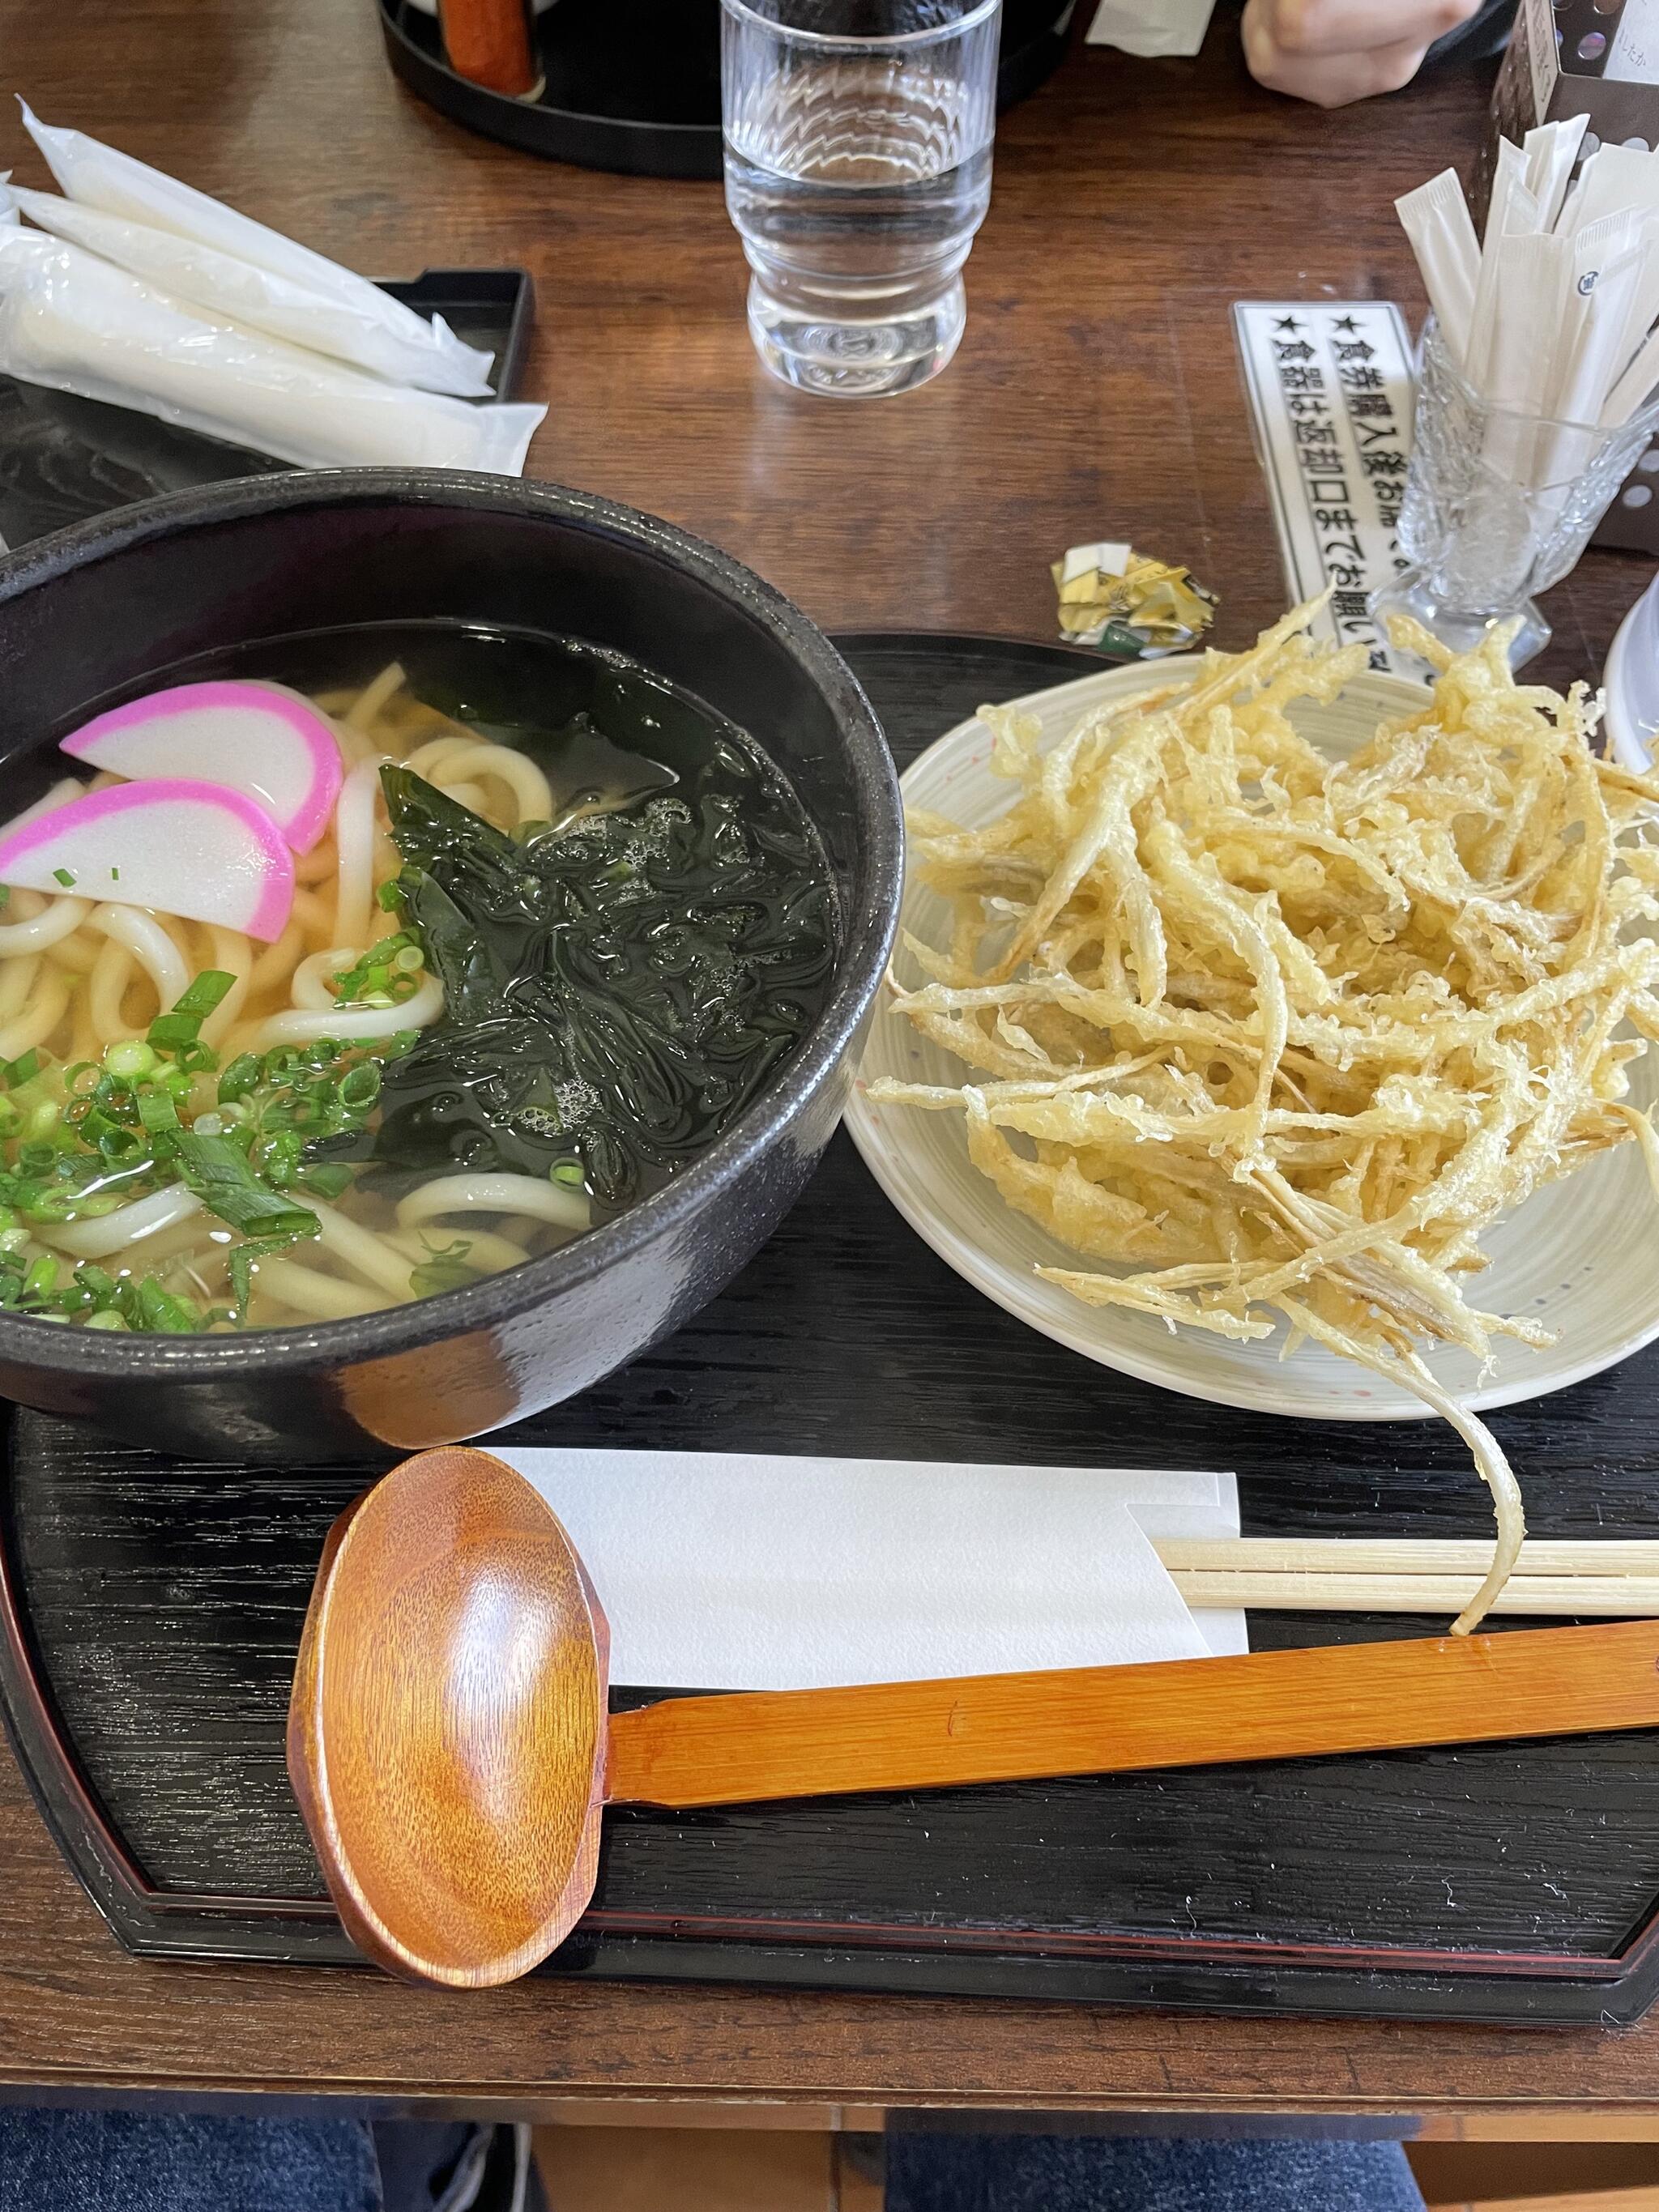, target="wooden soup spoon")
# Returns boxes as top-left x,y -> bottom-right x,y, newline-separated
288,1446 -> 1659,1988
